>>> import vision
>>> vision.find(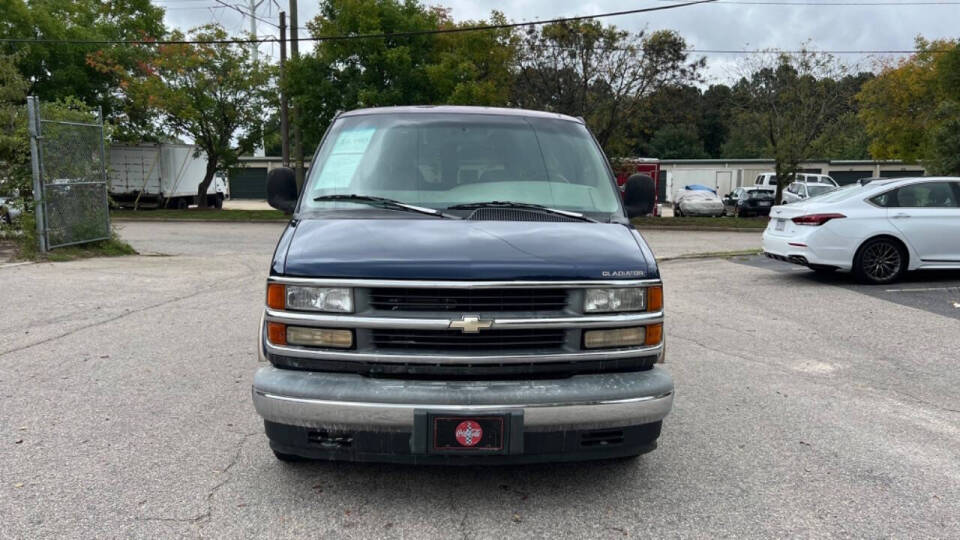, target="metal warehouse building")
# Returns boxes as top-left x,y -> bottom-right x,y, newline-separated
659,159 -> 925,202
227,156 -> 925,202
